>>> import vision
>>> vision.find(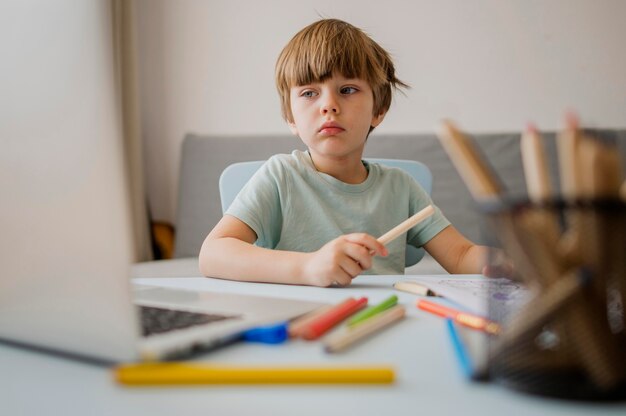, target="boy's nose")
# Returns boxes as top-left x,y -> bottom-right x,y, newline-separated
320,94 -> 340,115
